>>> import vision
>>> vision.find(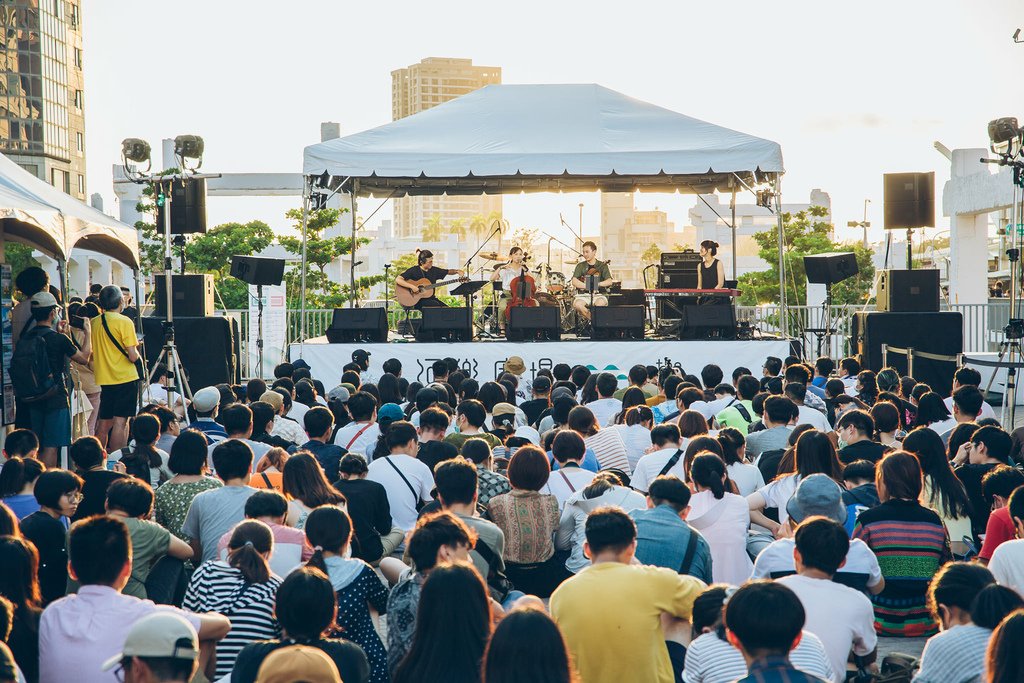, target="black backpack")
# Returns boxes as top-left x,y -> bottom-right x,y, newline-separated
10,327 -> 59,403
